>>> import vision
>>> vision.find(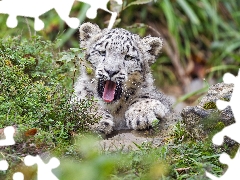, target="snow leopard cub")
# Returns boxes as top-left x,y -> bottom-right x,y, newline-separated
73,22 -> 173,134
